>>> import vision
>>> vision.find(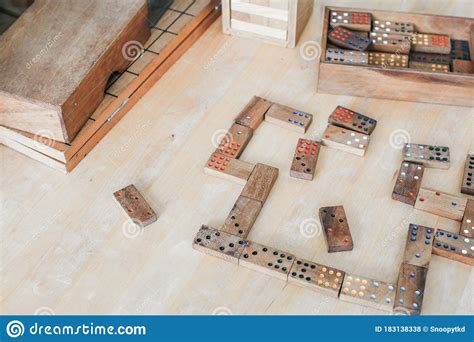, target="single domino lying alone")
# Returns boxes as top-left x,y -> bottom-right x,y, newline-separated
113,184 -> 157,227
